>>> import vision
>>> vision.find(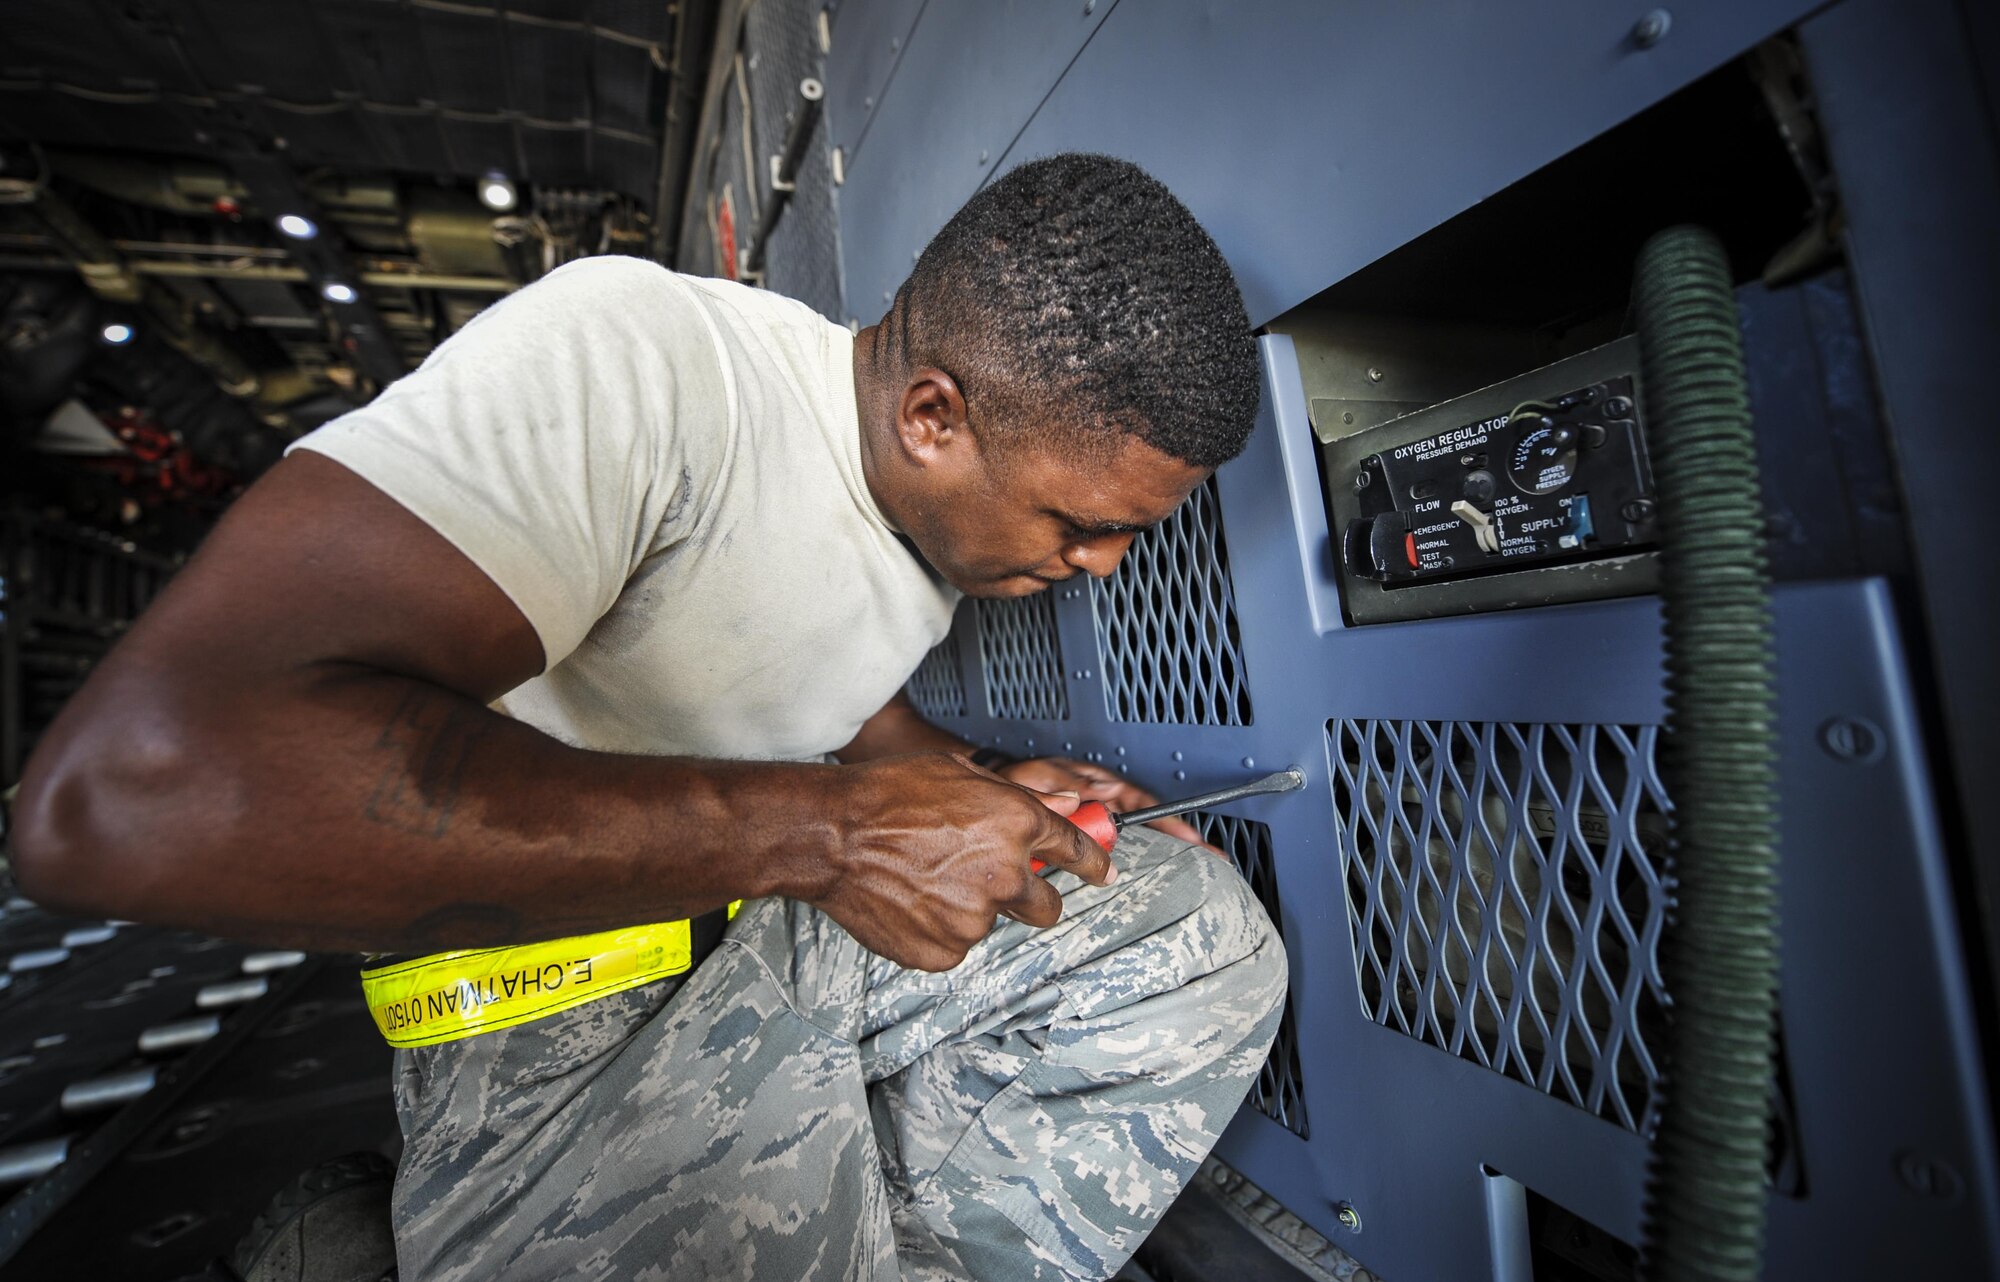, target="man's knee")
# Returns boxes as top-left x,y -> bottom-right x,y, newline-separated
1084,828 -> 1290,1047
1179,845 -> 1289,1037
